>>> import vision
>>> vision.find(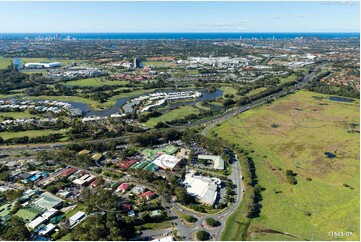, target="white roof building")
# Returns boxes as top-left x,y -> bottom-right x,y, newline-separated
28,216 -> 46,229
41,208 -> 58,220
25,62 -> 61,68
152,154 -> 181,170
183,170 -> 218,206
198,155 -> 225,170
151,236 -> 174,241
69,211 -> 87,228
38,223 -> 56,236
